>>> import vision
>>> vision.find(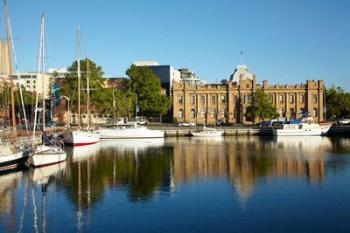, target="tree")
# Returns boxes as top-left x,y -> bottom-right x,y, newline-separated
326,86 -> 350,119
60,58 -> 104,113
245,89 -> 279,123
125,65 -> 171,116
